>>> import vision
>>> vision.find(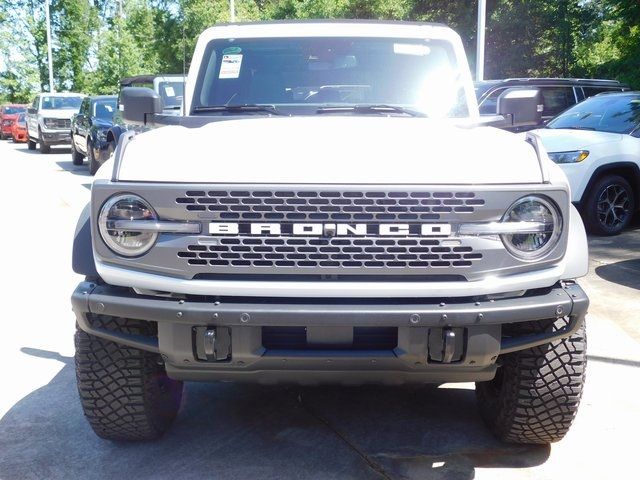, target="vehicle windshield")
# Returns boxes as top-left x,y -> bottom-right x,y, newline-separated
193,37 -> 469,118
547,94 -> 640,134
41,96 -> 83,110
158,80 -> 184,109
93,98 -> 117,120
3,106 -> 25,115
